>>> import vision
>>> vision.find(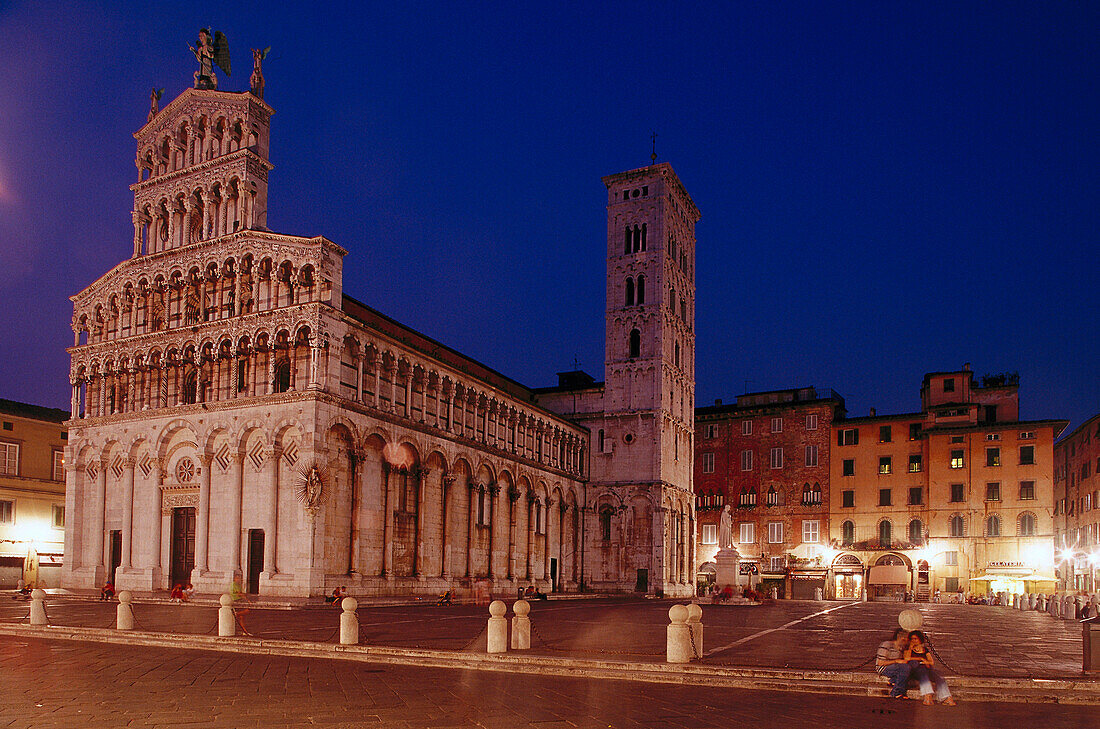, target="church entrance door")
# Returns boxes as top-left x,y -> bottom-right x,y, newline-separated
108,530 -> 122,585
247,529 -> 264,594
170,507 -> 196,588
635,568 -> 648,592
